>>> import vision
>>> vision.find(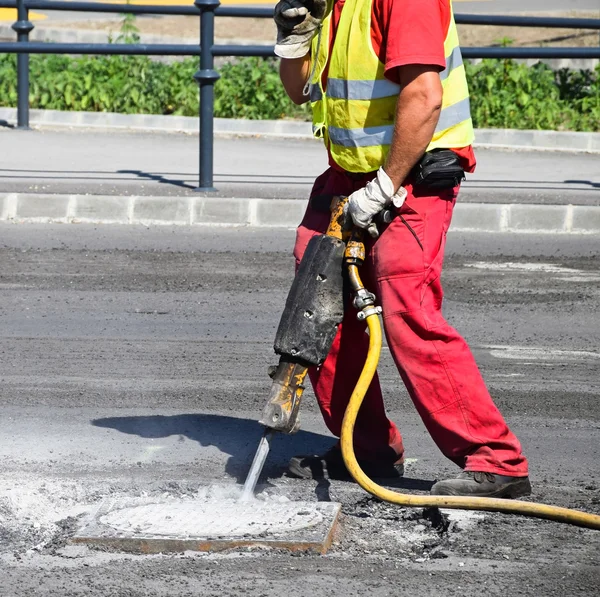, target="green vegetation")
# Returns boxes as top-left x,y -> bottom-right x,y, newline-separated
466,59 -> 599,132
0,53 -> 597,131
0,54 -> 309,120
